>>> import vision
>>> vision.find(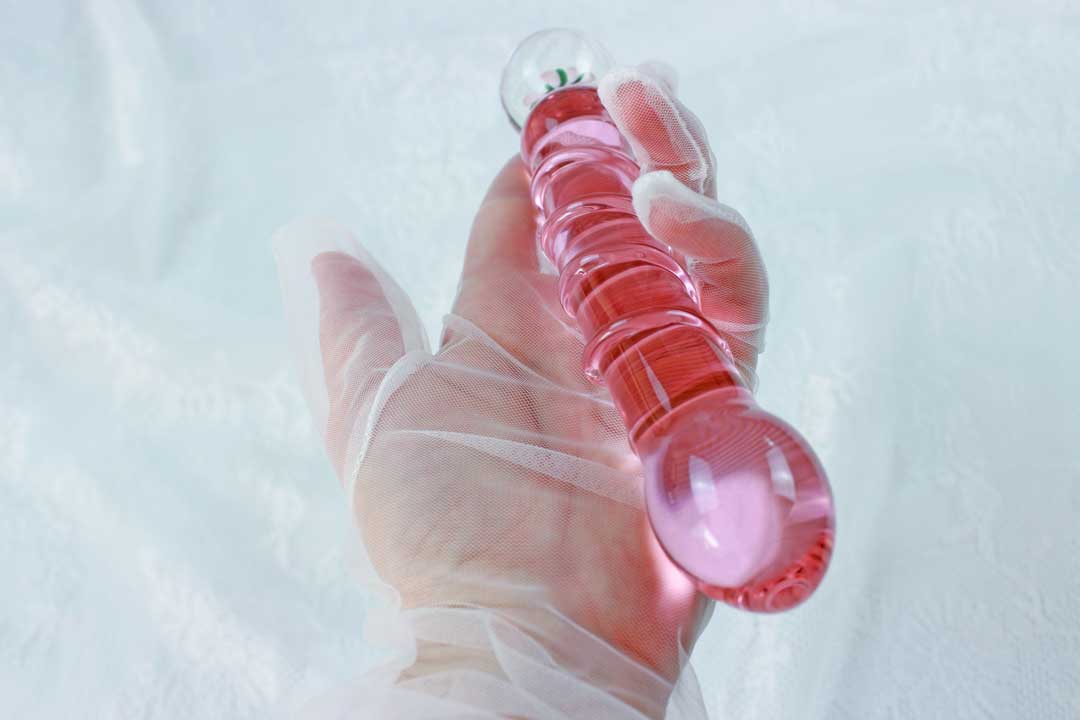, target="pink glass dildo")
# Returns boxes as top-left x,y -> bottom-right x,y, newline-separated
501,30 -> 835,612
